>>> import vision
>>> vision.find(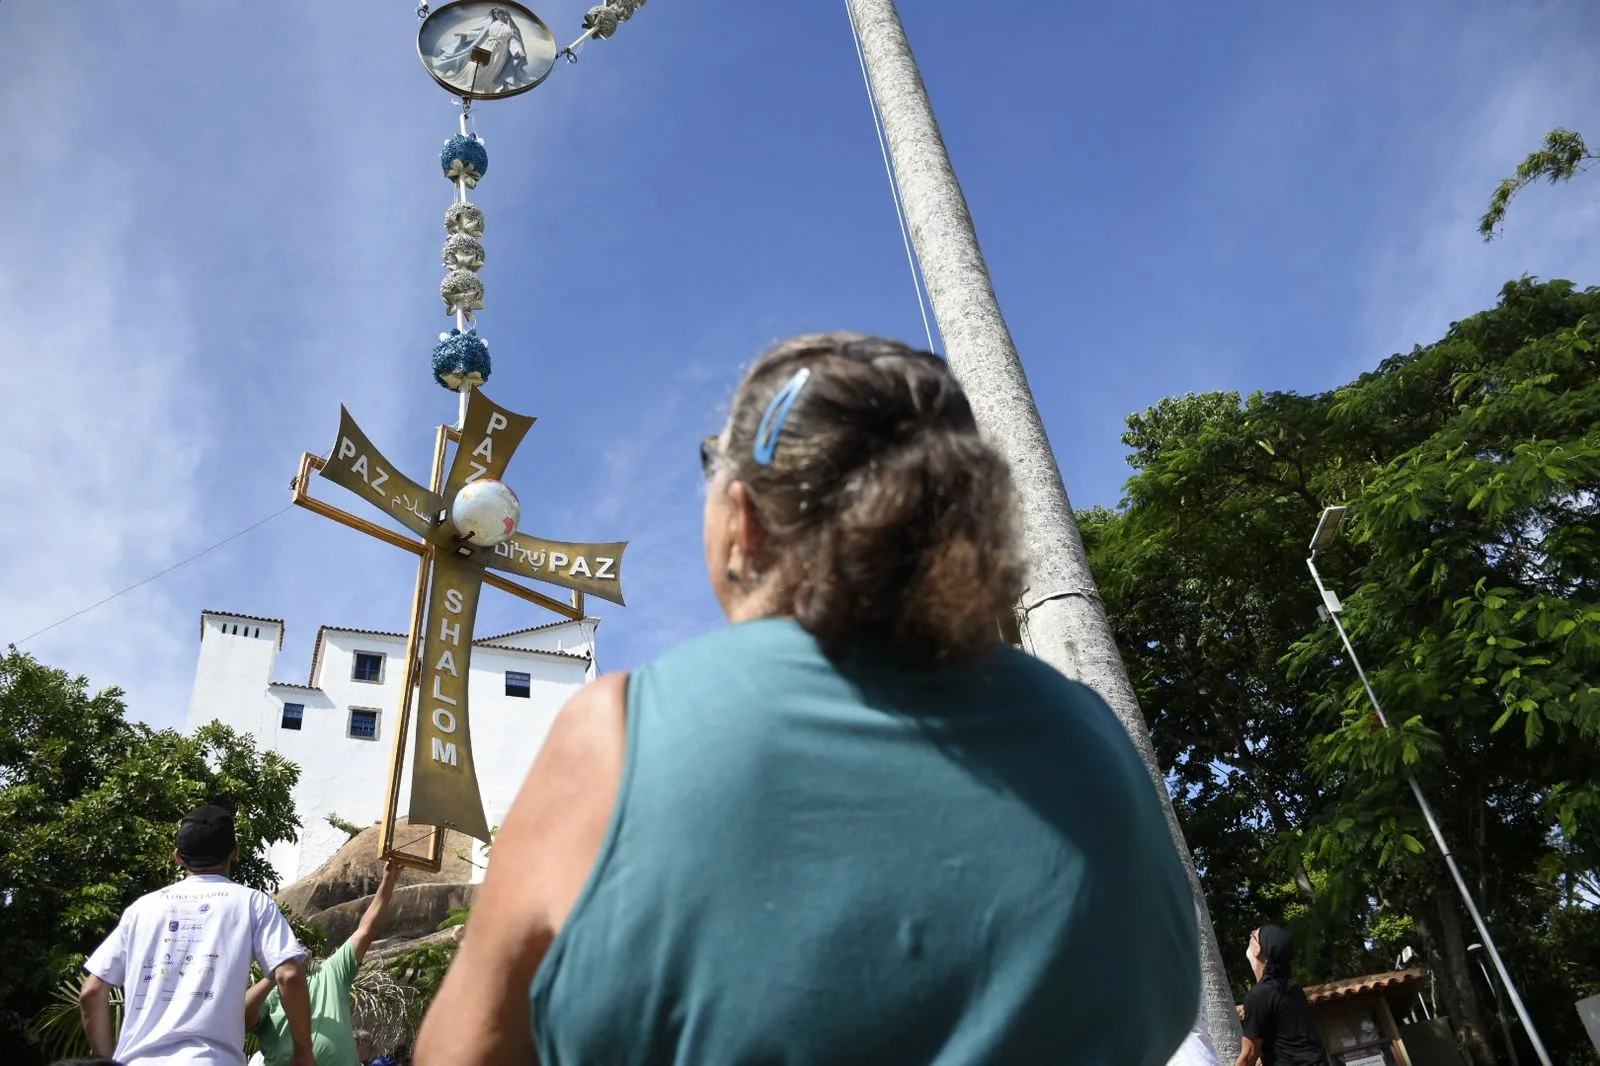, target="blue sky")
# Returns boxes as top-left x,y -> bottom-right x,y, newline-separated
2,0 -> 1597,732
